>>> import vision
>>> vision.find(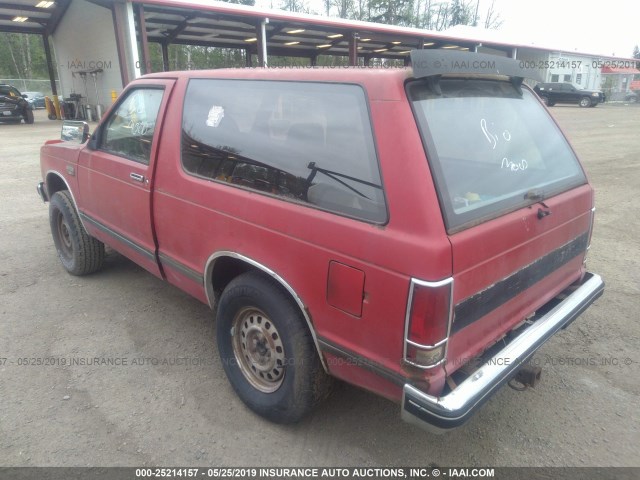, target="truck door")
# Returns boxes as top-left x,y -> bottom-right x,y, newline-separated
560,83 -> 574,103
77,80 -> 175,277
